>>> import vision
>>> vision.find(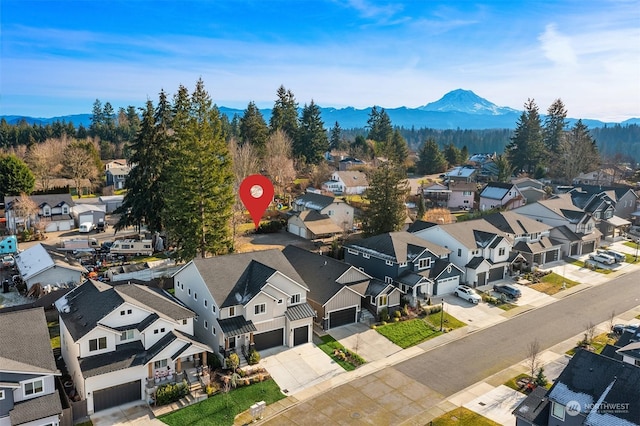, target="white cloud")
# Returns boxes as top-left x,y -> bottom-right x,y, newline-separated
538,23 -> 577,67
